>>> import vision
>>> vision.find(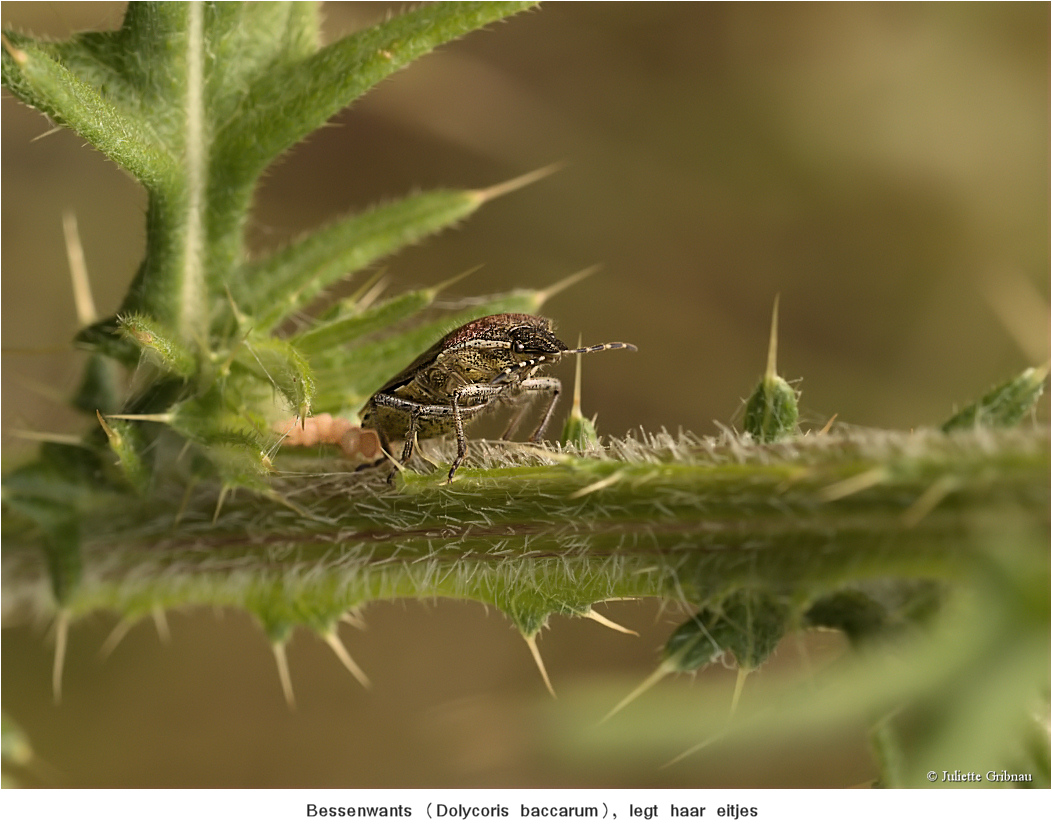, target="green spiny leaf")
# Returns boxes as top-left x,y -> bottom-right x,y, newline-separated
291,269 -> 475,356
1,32 -> 172,188
201,2 -> 320,122
201,433 -> 275,490
238,189 -> 482,331
6,487 -> 84,605
291,290 -> 435,357
170,388 -> 262,447
118,313 -> 198,378
233,338 -> 316,419
213,2 -> 538,188
96,413 -> 150,494
942,365 -> 1048,432
805,583 -> 944,645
